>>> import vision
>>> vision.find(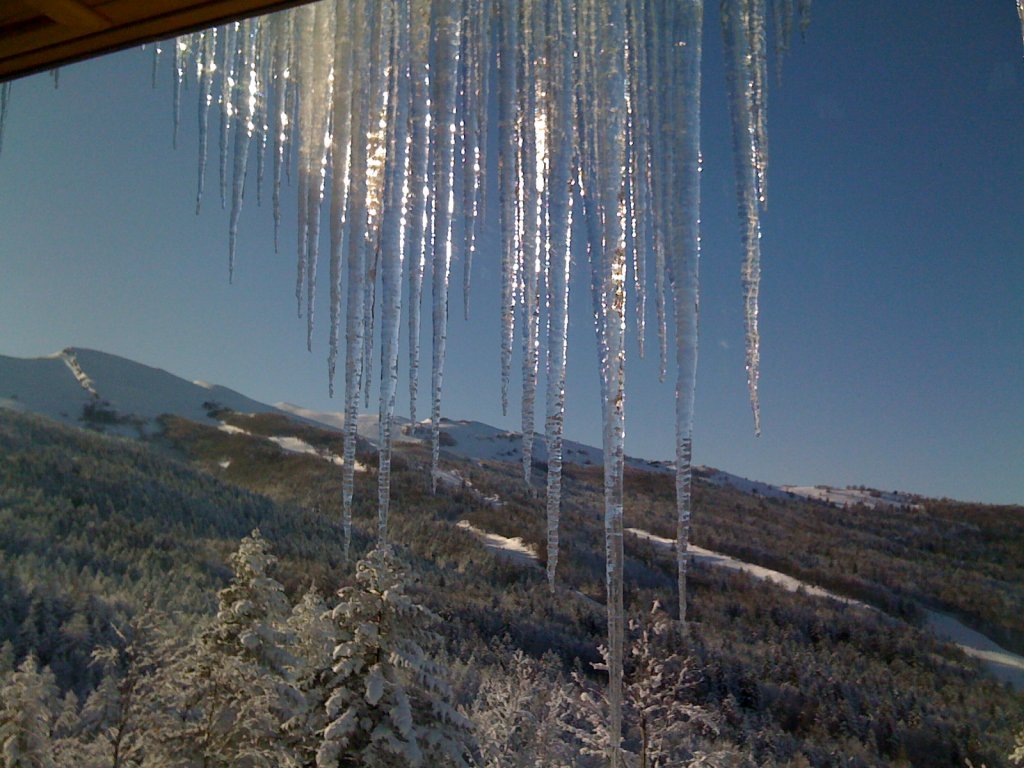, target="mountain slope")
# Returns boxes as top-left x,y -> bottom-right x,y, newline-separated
0,347 -> 288,435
